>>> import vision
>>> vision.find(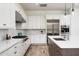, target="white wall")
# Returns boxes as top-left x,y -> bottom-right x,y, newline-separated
70,8 -> 79,37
